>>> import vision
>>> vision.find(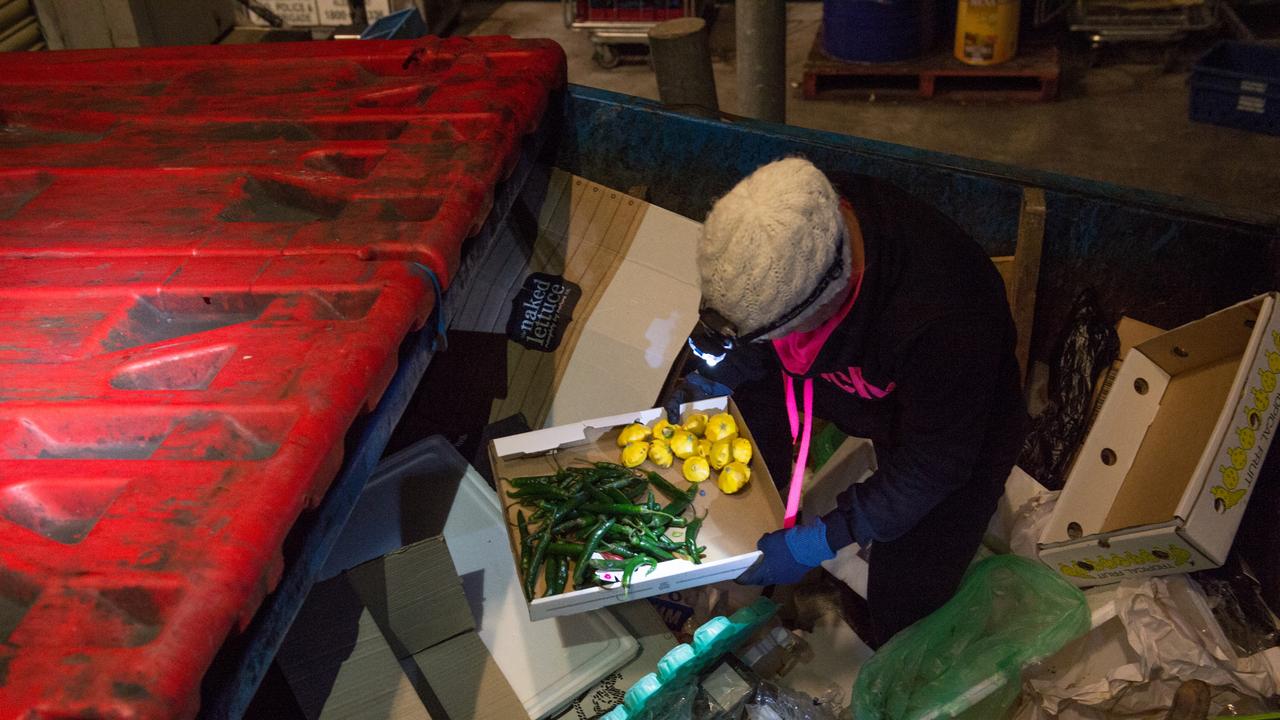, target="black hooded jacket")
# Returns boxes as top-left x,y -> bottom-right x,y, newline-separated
702,173 -> 1028,550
